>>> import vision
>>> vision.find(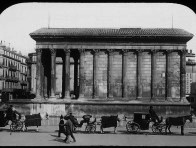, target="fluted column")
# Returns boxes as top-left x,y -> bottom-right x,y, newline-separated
35,48 -> 42,99
79,49 -> 85,99
49,48 -> 56,99
107,49 -> 113,99
63,49 -> 71,99
136,49 -> 143,100
151,49 -> 158,101
180,49 -> 187,102
166,50 -> 172,101
122,49 -> 129,98
93,49 -> 99,99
